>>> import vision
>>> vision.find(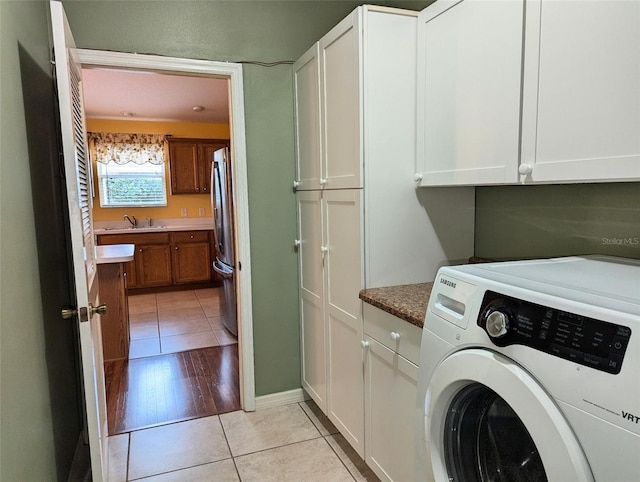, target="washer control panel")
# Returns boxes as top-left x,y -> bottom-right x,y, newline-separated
478,290 -> 632,374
